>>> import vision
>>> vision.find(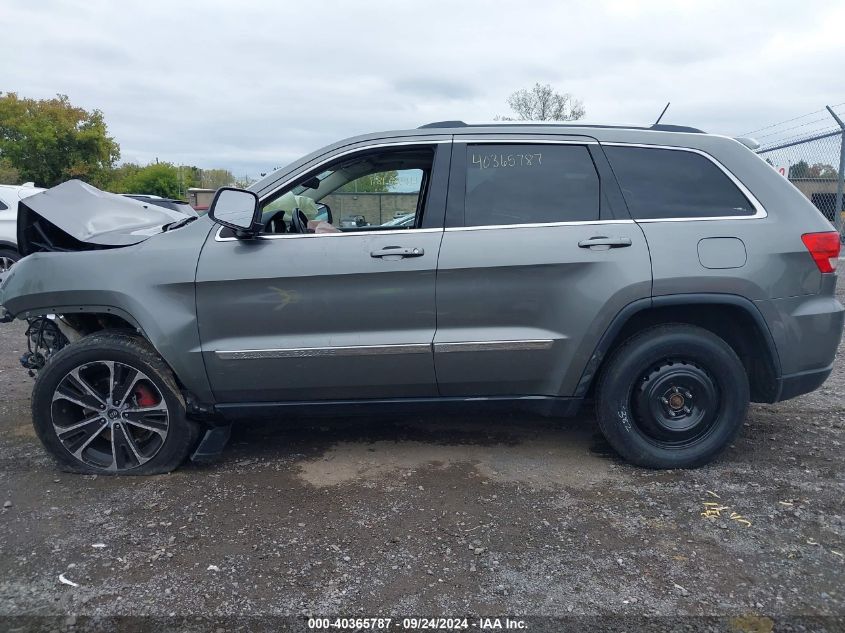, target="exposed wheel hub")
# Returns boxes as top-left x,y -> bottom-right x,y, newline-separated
662,386 -> 693,417
633,360 -> 719,445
